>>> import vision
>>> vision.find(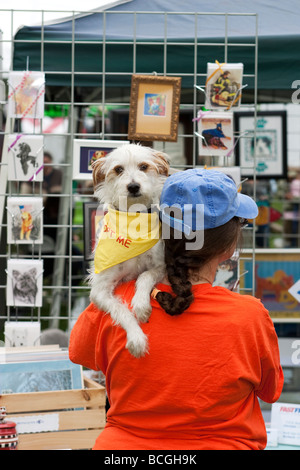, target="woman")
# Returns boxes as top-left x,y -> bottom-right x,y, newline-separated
69,169 -> 283,450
